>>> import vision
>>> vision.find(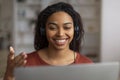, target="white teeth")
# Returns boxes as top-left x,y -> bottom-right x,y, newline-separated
55,39 -> 66,43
